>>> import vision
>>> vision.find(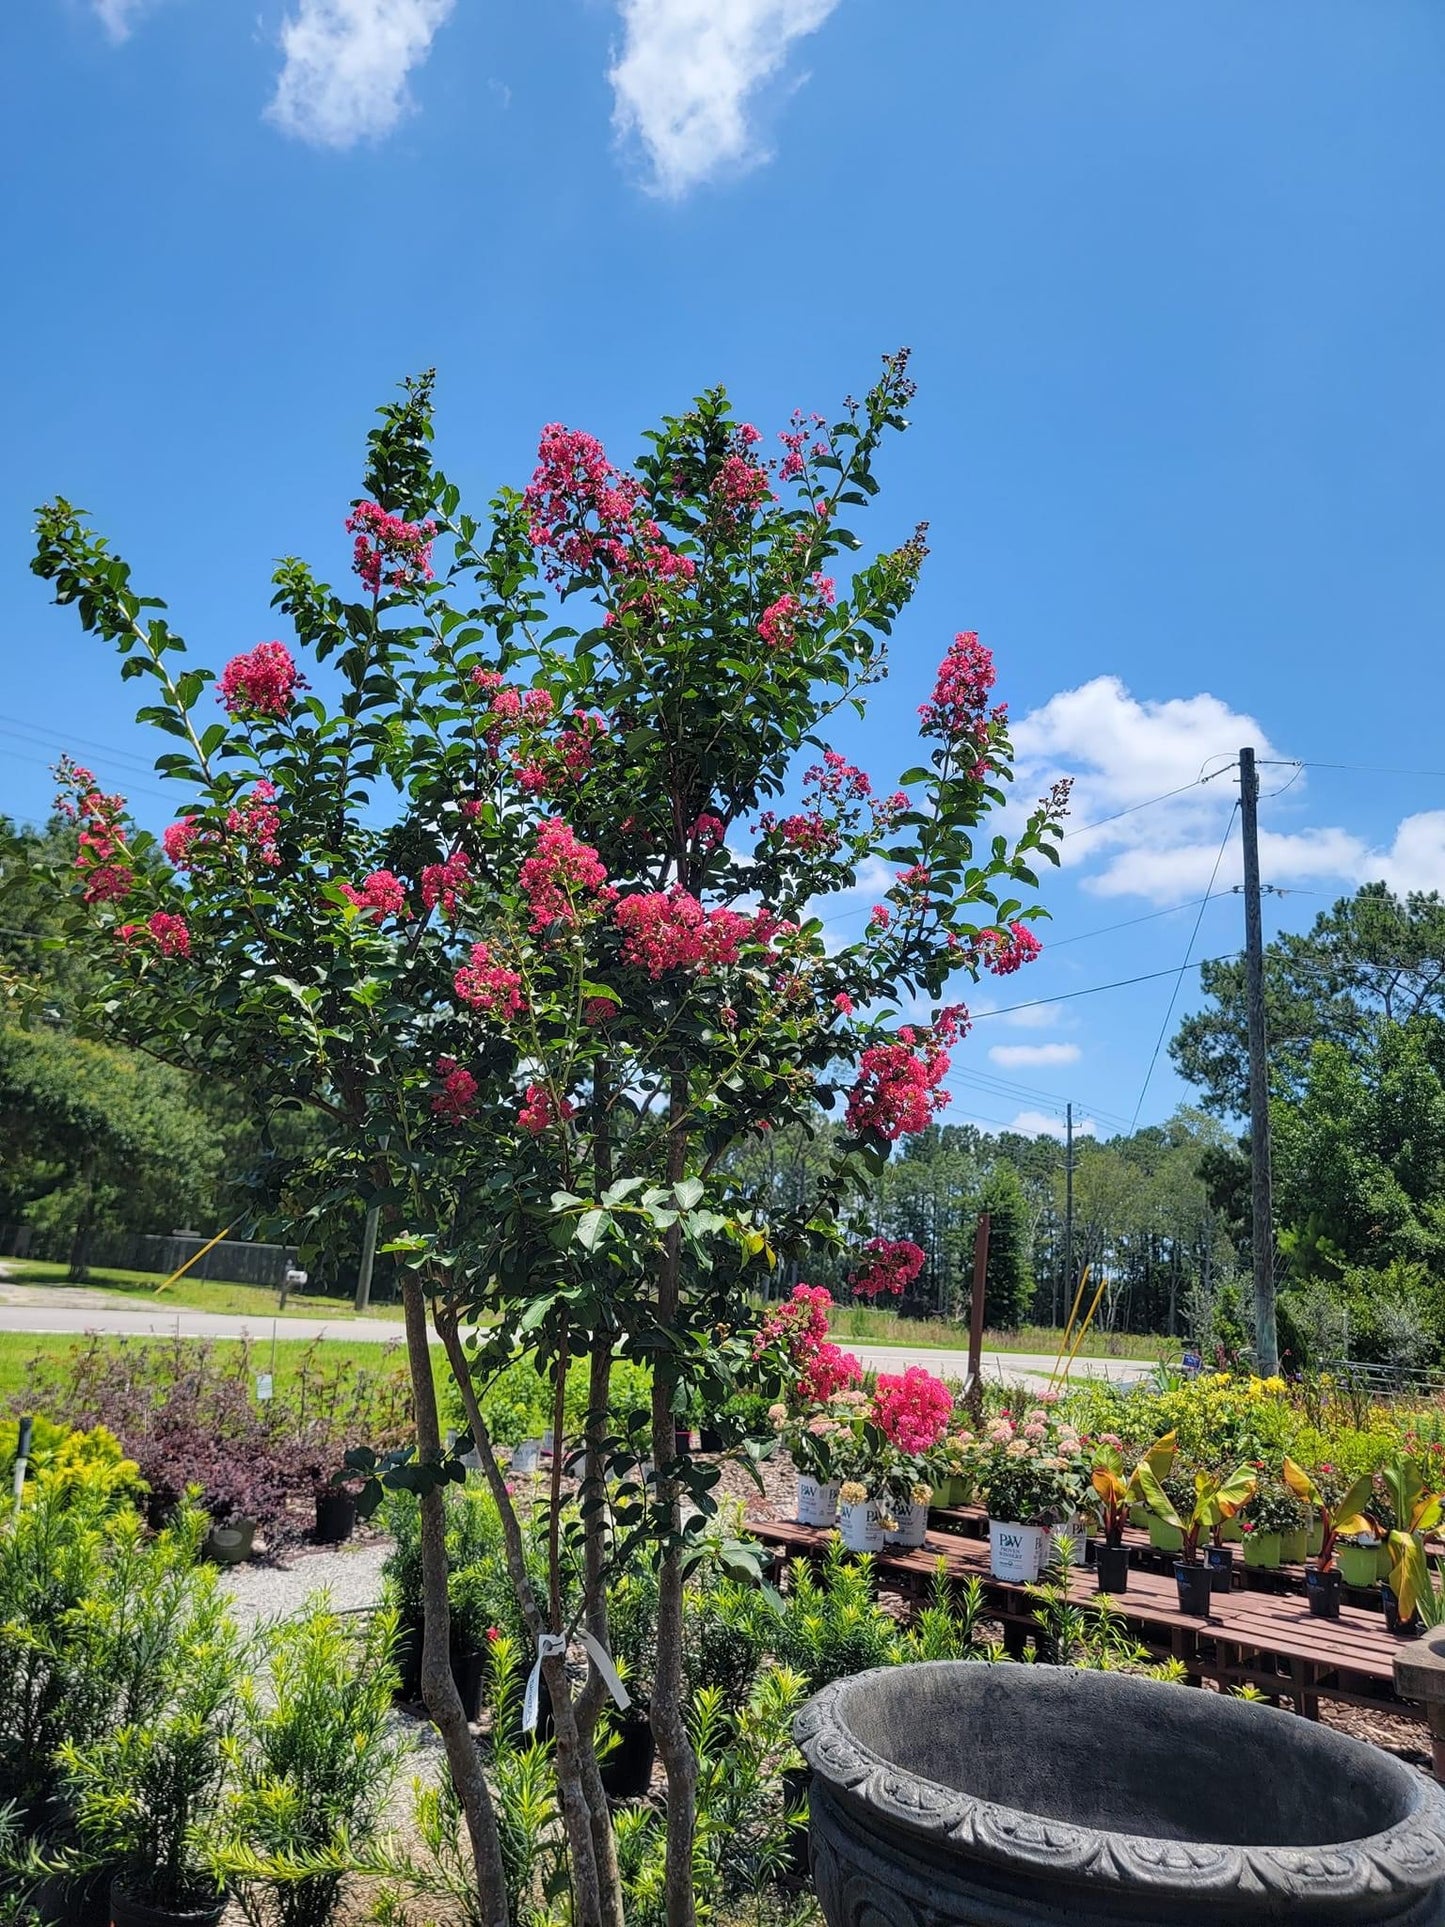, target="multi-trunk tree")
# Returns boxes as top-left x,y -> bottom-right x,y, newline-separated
31,352 -> 1063,1927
